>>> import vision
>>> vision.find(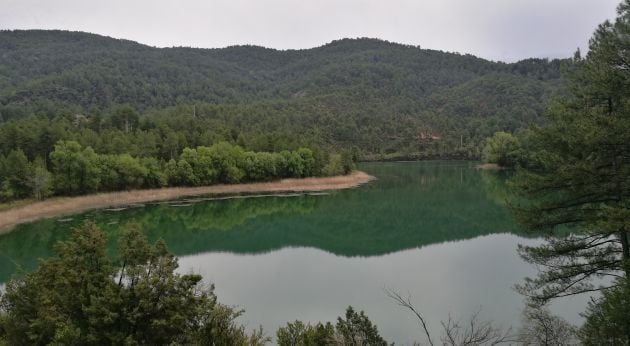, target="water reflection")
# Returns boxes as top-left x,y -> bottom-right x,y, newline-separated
0,161 -> 590,344
0,162 -> 518,282
178,234 -> 587,344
